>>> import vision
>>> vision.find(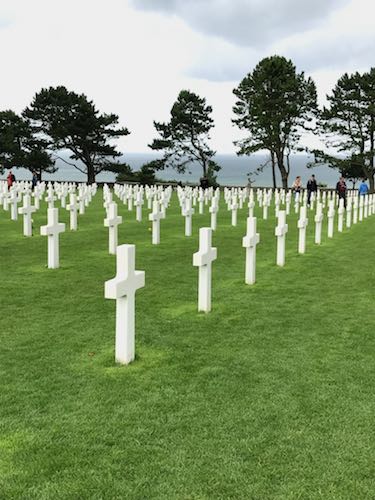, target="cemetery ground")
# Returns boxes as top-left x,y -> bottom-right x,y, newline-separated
1,191 -> 375,499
